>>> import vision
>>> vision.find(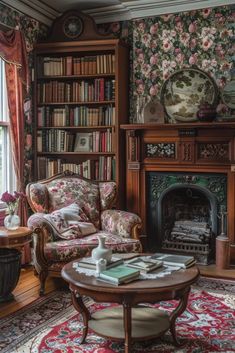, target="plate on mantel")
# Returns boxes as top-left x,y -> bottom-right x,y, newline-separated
160,68 -> 219,123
